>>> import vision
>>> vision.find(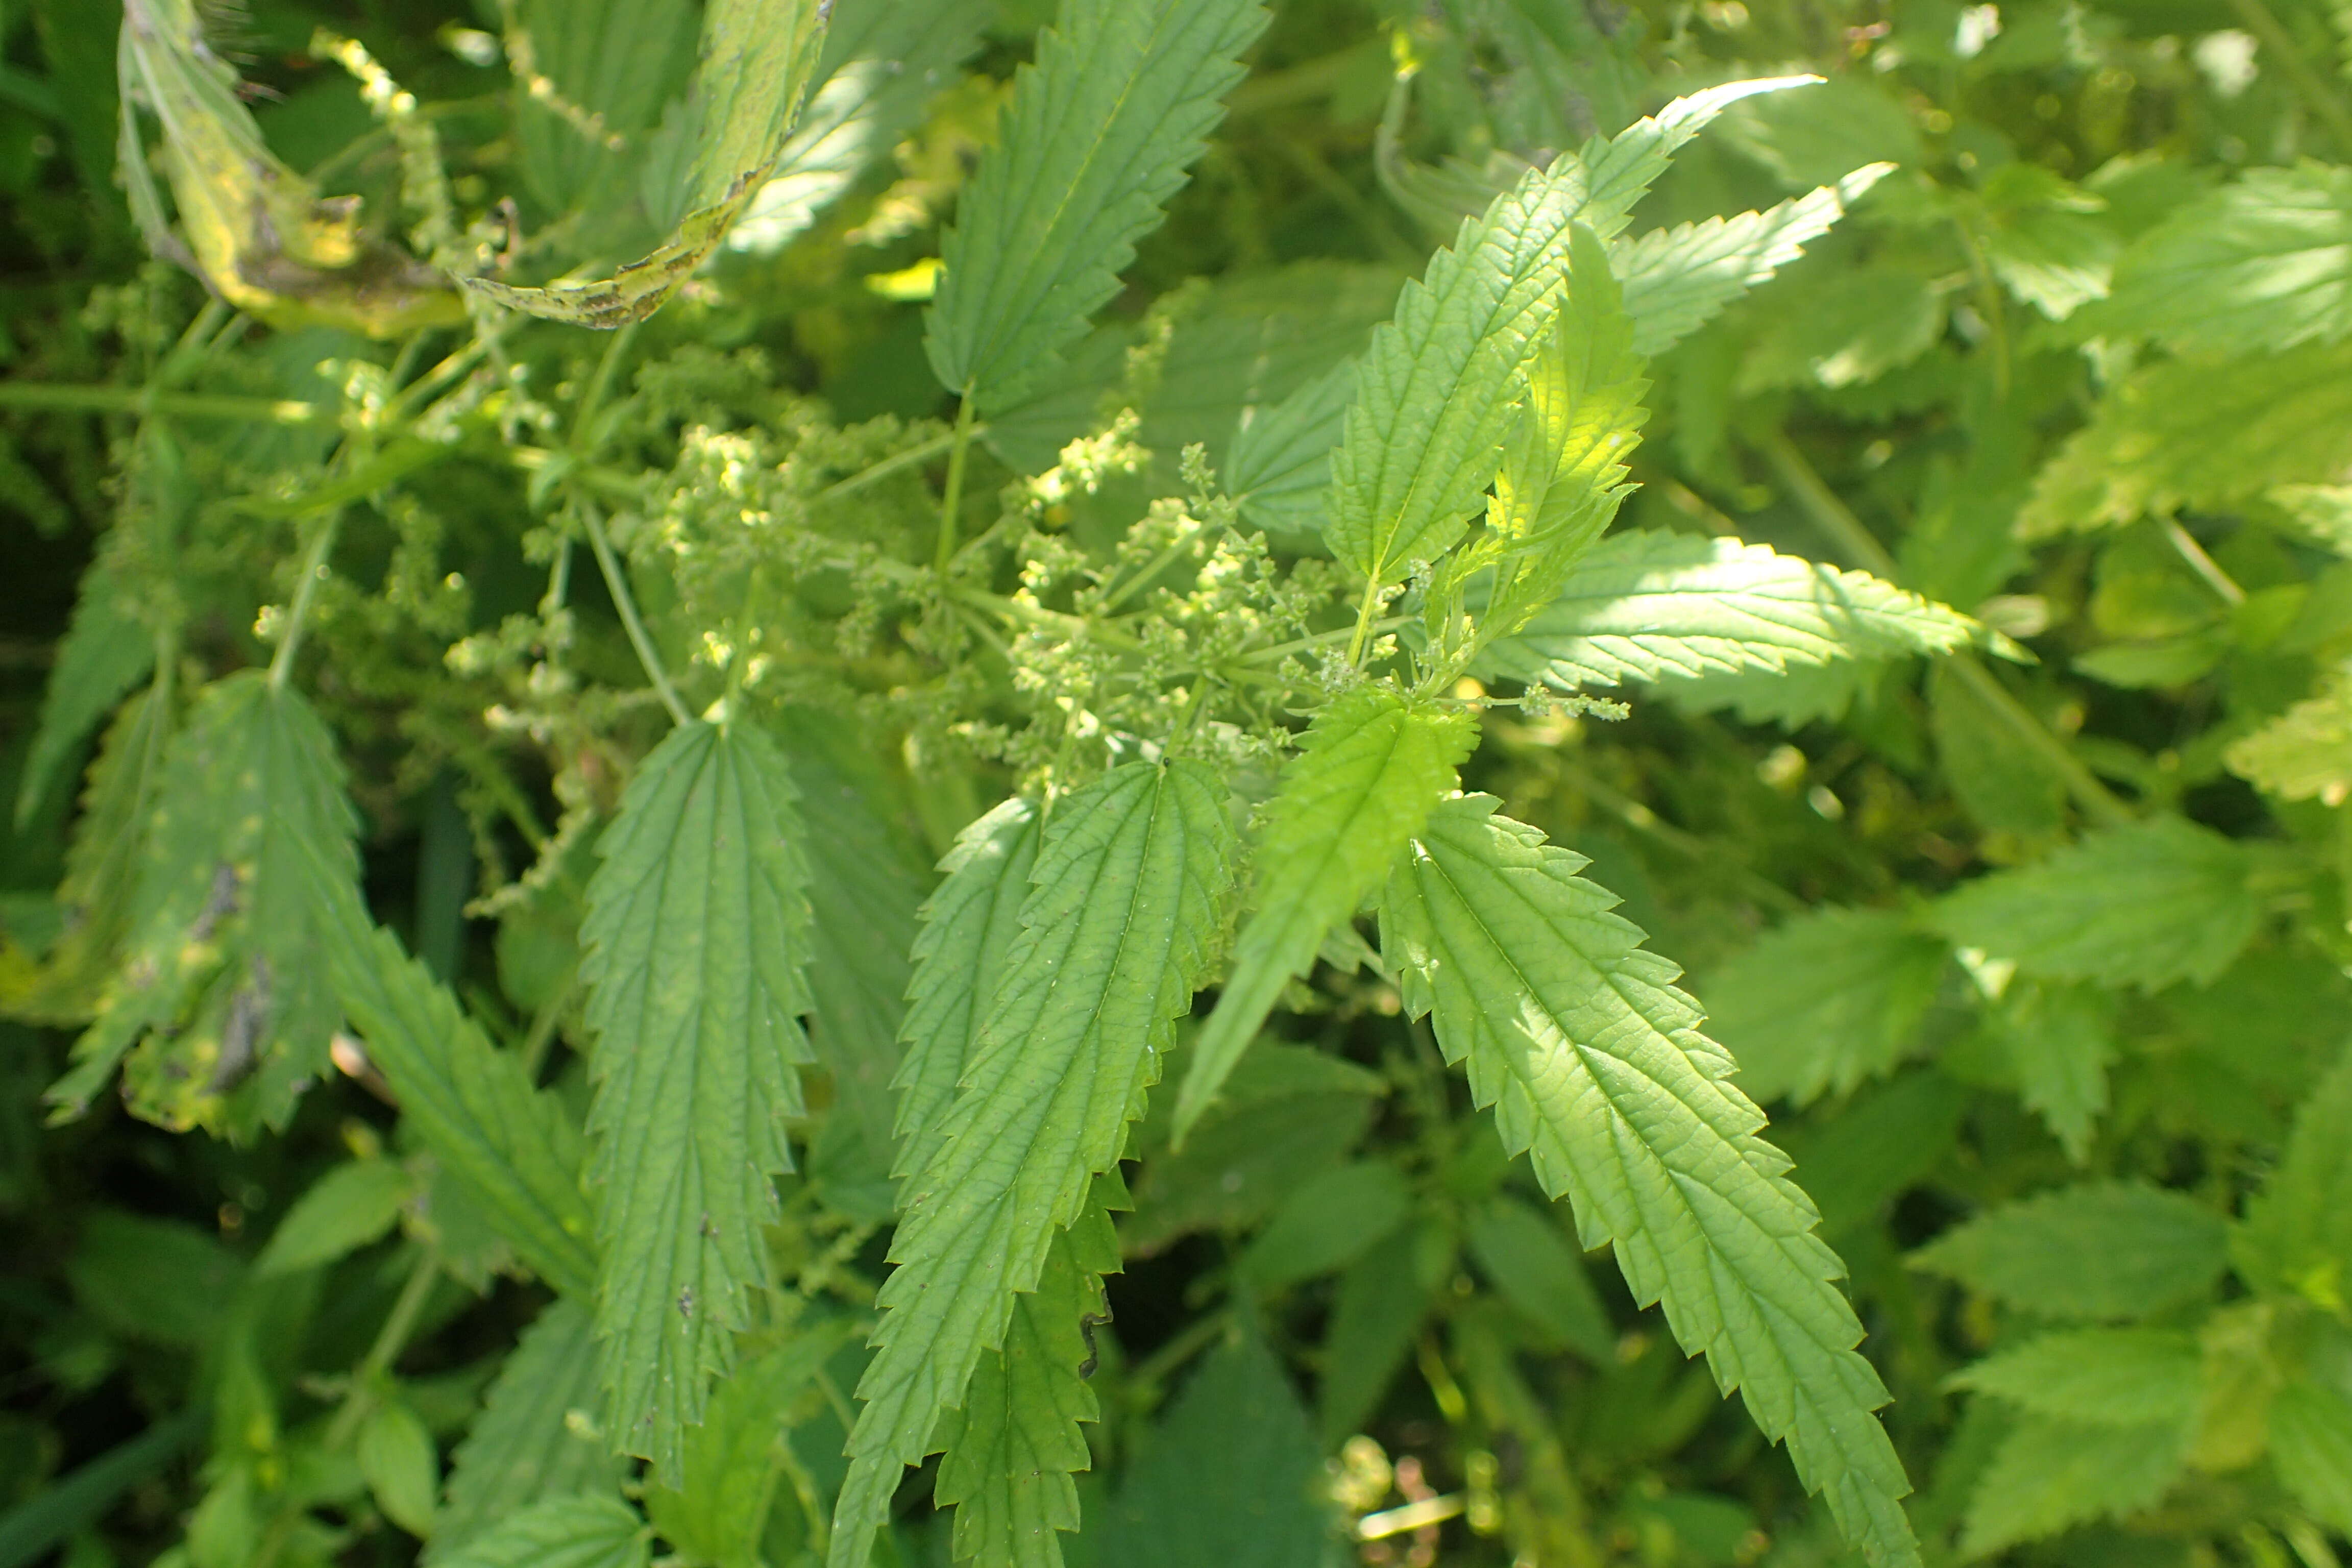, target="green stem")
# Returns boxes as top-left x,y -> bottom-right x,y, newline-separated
1754,427 -> 2136,828
324,1246 -> 443,1450
579,498 -> 691,726
572,320 -> 640,453
1345,573 -> 1385,667
0,383 -> 329,424
2164,520 -> 2246,606
817,427 -> 967,505
933,394 -> 981,576
2226,0 -> 2352,153
268,510 -> 347,692
1244,615 -> 1413,666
